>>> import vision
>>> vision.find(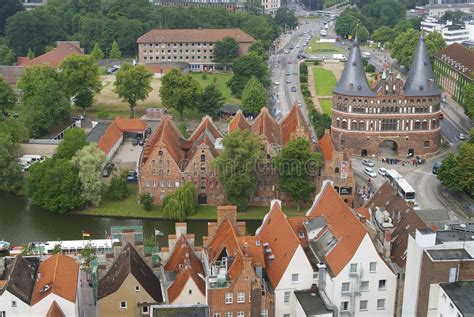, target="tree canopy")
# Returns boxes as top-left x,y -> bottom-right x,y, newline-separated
461,83 -> 474,119
213,36 -> 239,70
198,84 -> 225,117
274,138 -> 322,208
0,132 -> 23,193
90,42 -> 105,60
0,76 -> 15,114
0,0 -> 24,36
274,8 -> 298,30
241,76 -> 268,115
0,37 -> 16,65
214,129 -> 264,210
438,140 -> 474,196
56,128 -> 88,159
162,182 -> 196,221
160,68 -> 201,120
17,65 -> 70,137
228,53 -> 268,97
114,63 -> 152,118
109,40 -> 122,59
